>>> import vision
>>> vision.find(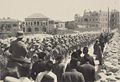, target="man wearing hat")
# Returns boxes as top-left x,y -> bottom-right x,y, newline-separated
9,31 -> 28,59
4,57 -> 31,82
